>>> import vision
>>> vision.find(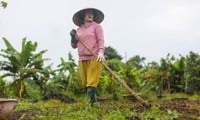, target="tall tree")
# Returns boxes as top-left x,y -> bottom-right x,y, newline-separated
185,51 -> 200,93
127,55 -> 146,69
104,46 -> 122,60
